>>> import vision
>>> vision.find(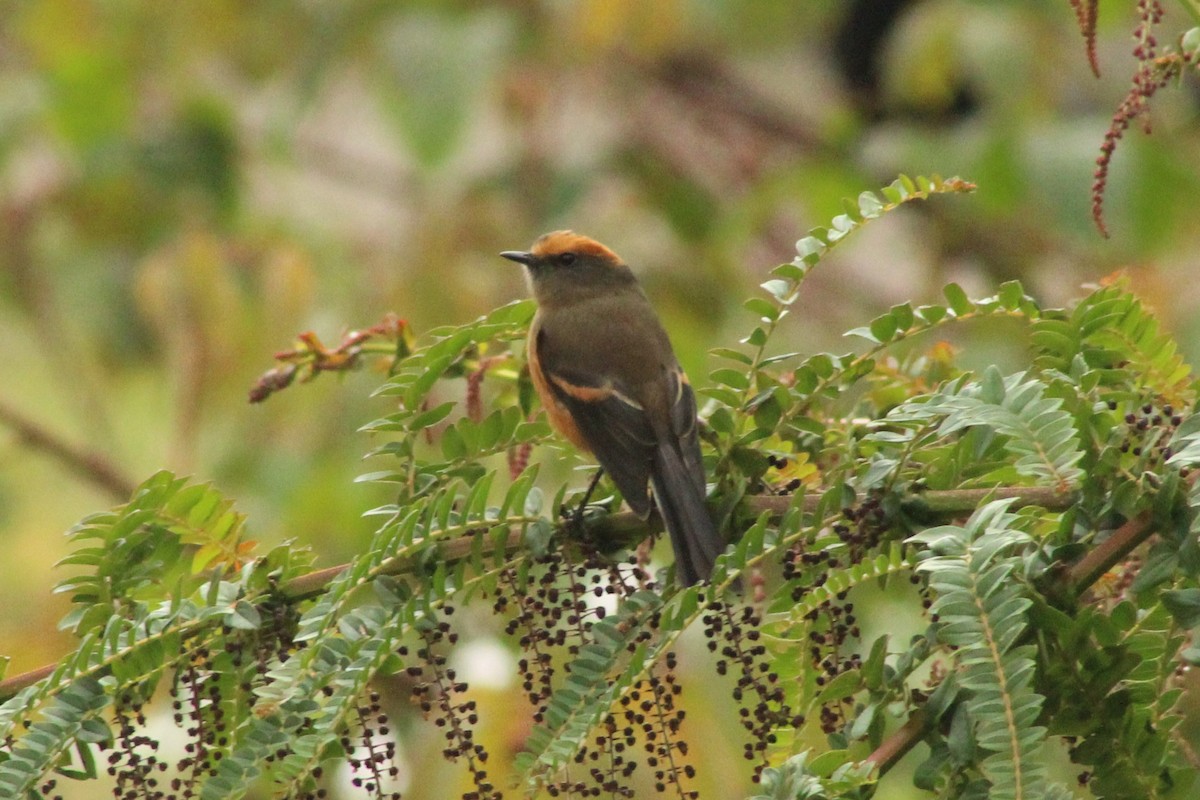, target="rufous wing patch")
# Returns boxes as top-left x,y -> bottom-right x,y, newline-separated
548,373 -> 647,411
549,373 -> 614,403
